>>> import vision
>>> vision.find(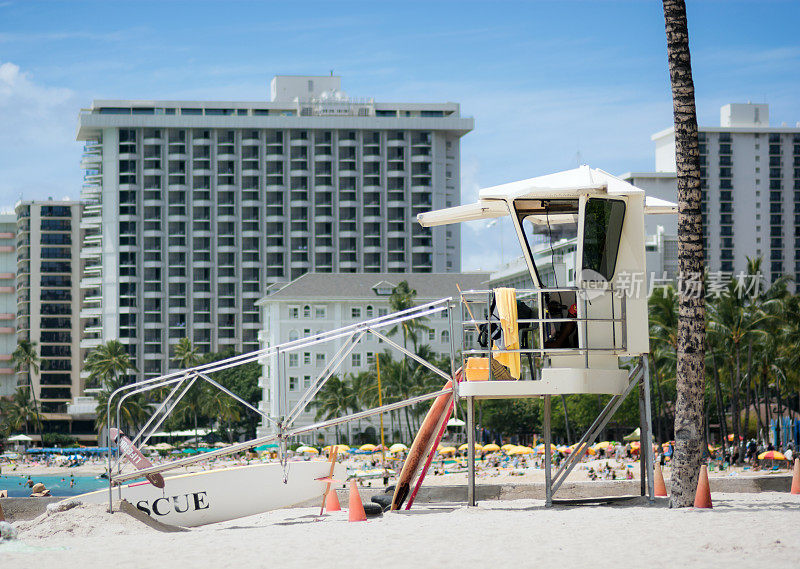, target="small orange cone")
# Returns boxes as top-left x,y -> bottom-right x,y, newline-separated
325,486 -> 341,511
693,464 -> 712,509
791,458 -> 800,495
348,480 -> 367,522
654,461 -> 667,497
